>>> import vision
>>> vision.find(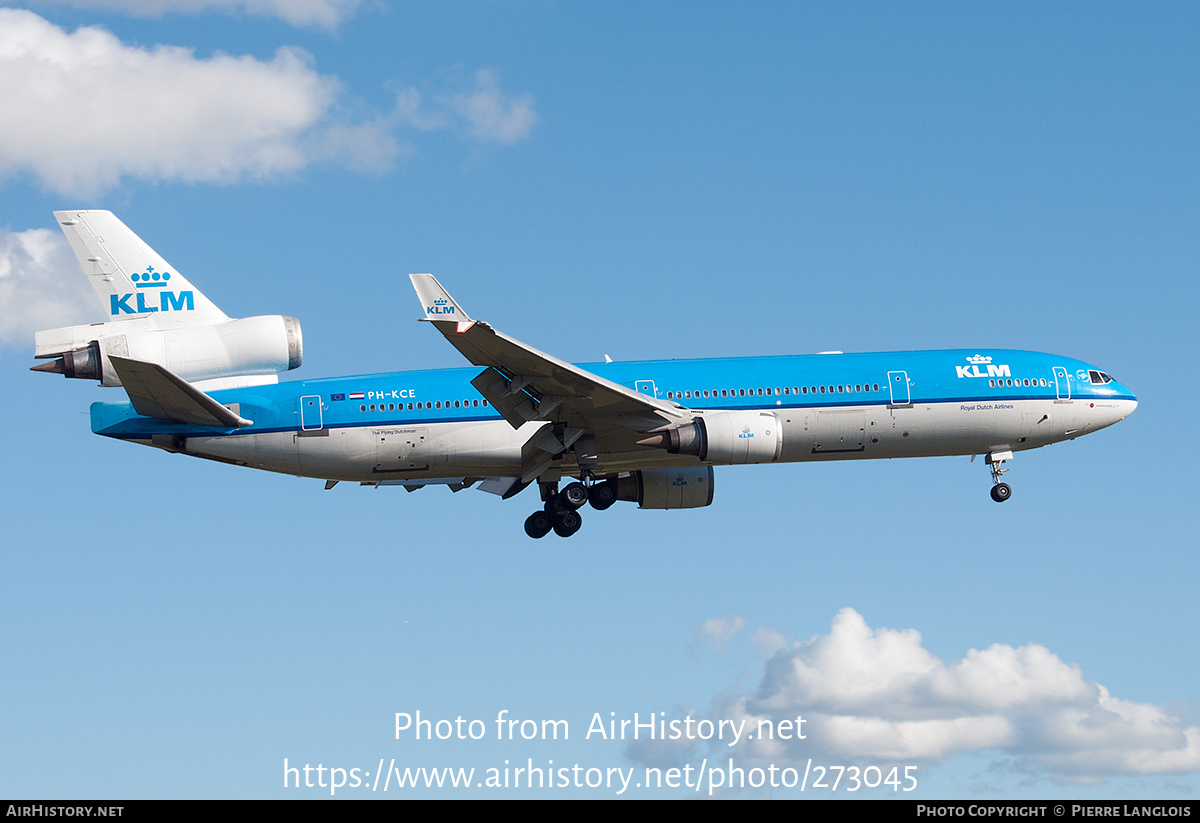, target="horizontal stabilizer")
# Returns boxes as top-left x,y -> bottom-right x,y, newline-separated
109,356 -> 252,428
